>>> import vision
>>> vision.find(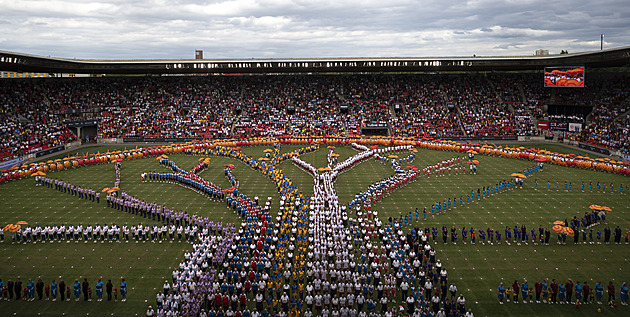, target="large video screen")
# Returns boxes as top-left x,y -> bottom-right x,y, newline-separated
544,66 -> 584,87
